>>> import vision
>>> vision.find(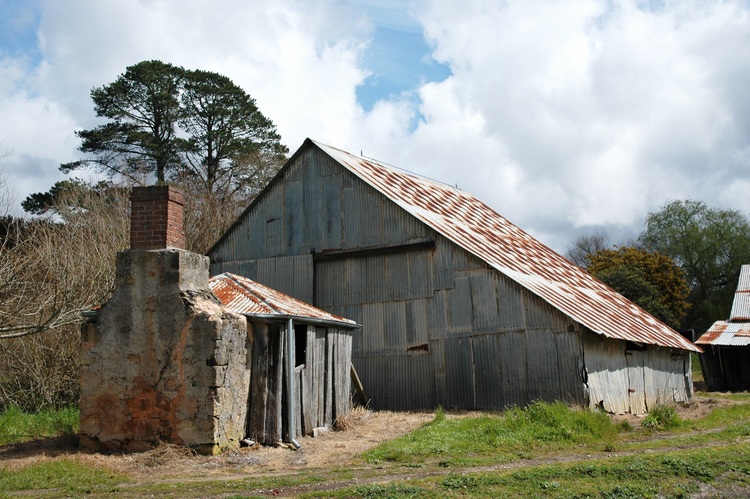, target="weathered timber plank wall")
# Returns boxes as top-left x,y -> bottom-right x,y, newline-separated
246,320 -> 352,444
